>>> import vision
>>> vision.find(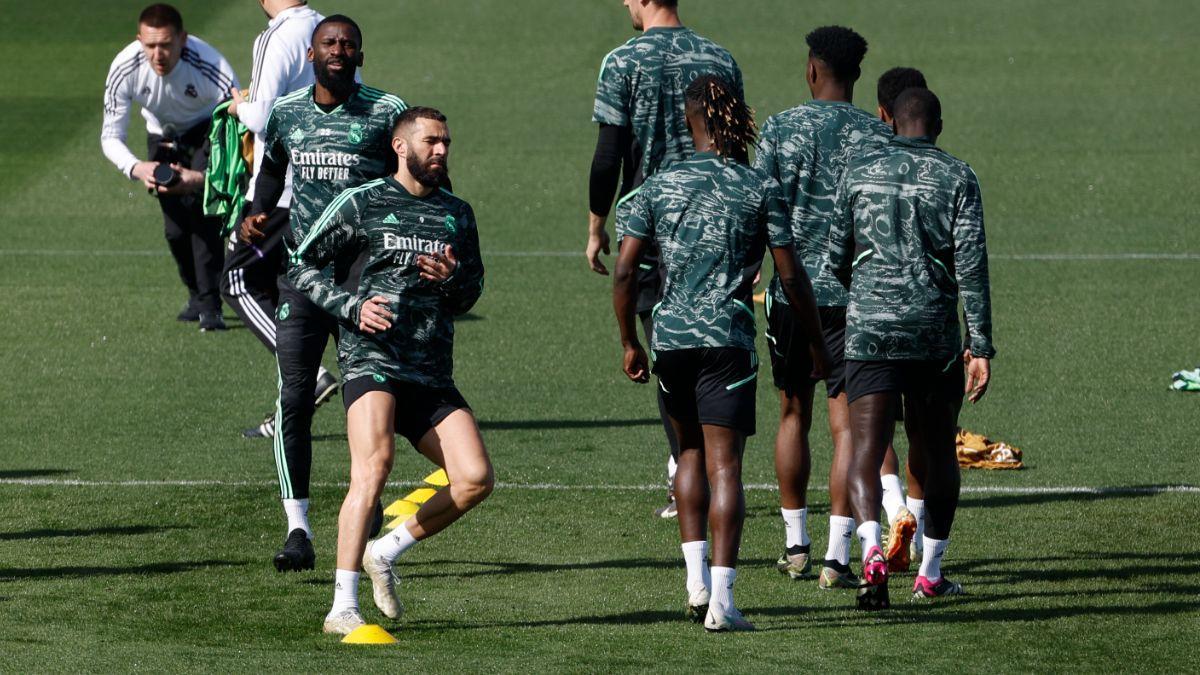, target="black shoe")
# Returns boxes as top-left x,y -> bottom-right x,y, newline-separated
199,312 -> 227,332
177,302 -> 201,322
273,528 -> 316,572
314,371 -> 339,409
856,579 -> 891,611
369,498 -> 384,538
242,411 -> 275,439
